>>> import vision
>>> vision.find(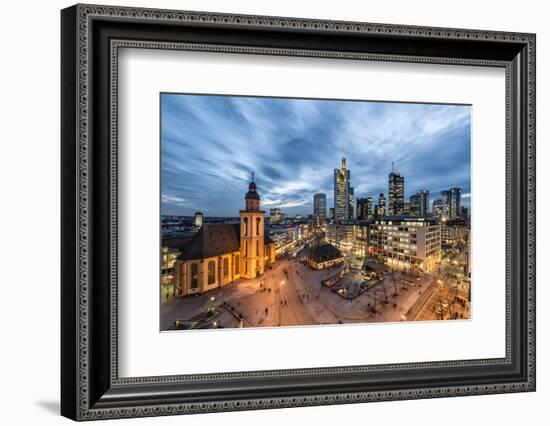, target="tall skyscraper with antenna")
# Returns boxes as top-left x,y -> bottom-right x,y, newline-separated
333,157 -> 354,222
